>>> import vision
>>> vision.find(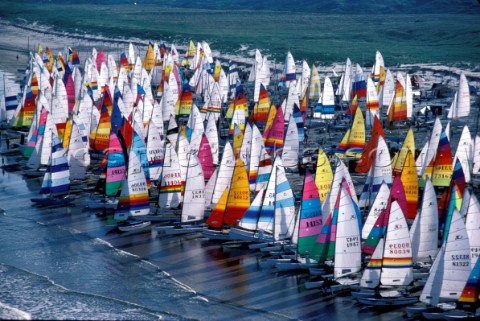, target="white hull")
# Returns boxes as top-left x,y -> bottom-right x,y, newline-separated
118,220 -> 151,232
